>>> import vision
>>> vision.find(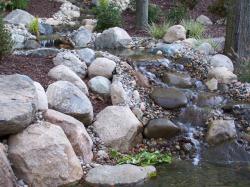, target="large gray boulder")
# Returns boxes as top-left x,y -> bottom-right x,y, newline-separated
53,52 -> 87,78
196,15 -> 213,25
93,106 -> 142,152
95,27 -> 132,49
46,81 -> 93,125
8,122 -> 83,186
48,65 -> 89,95
206,120 -> 237,145
71,28 -> 92,48
76,48 -> 95,66
111,80 -> 127,105
0,74 -> 38,136
150,87 -> 188,109
0,144 -> 17,187
4,9 -> 34,26
163,25 -> 186,43
88,76 -> 111,96
44,109 -> 93,163
86,164 -> 156,186
210,54 -> 234,72
144,118 -> 181,139
88,57 -> 116,78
